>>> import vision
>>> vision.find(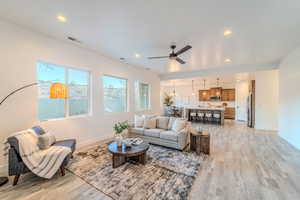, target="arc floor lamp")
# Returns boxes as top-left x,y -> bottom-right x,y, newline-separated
0,82 -> 67,186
